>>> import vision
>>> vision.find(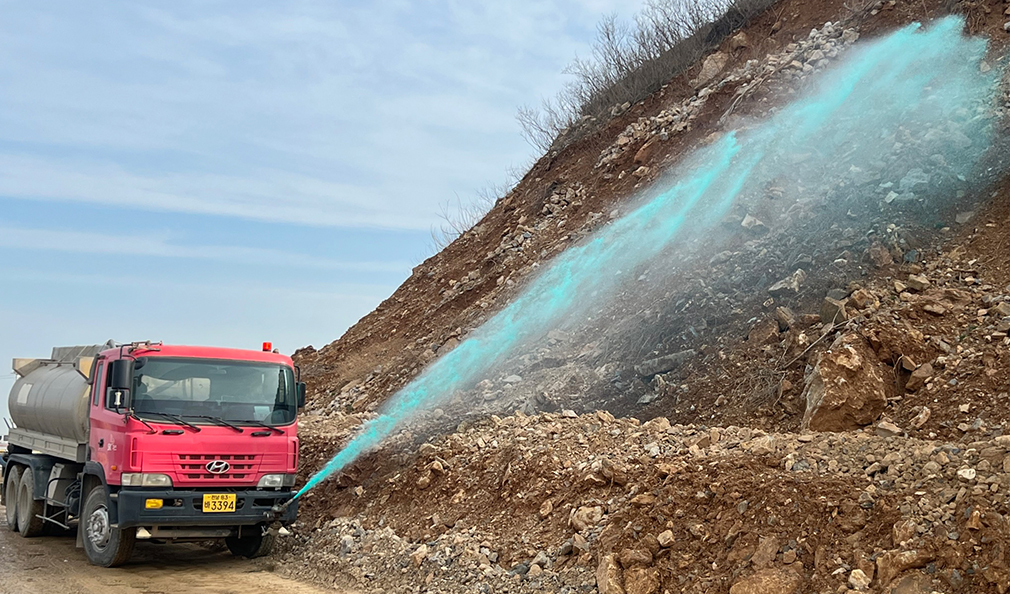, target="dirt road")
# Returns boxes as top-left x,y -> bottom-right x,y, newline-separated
0,502 -> 338,594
